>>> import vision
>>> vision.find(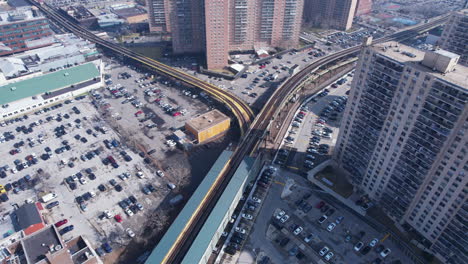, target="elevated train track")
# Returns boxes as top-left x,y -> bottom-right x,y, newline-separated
166,17 -> 448,263
28,1 -> 254,135
27,2 -> 447,261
